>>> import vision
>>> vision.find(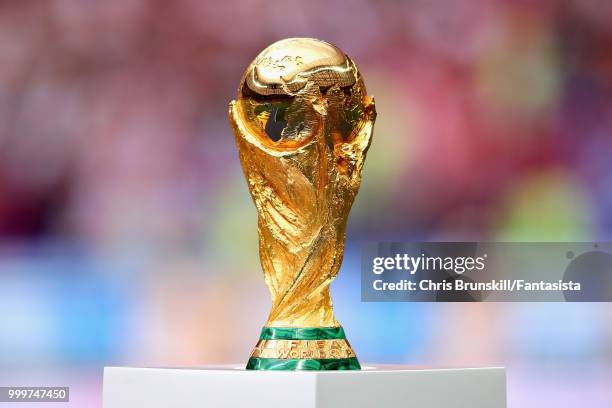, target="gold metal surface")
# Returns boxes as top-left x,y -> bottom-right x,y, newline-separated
251,339 -> 356,359
229,38 -> 376,328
